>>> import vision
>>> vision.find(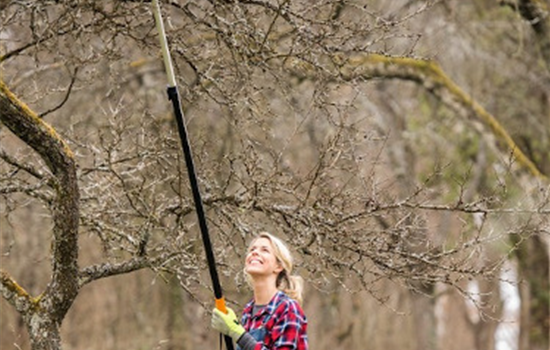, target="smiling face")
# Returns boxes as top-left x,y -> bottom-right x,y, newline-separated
245,237 -> 284,278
